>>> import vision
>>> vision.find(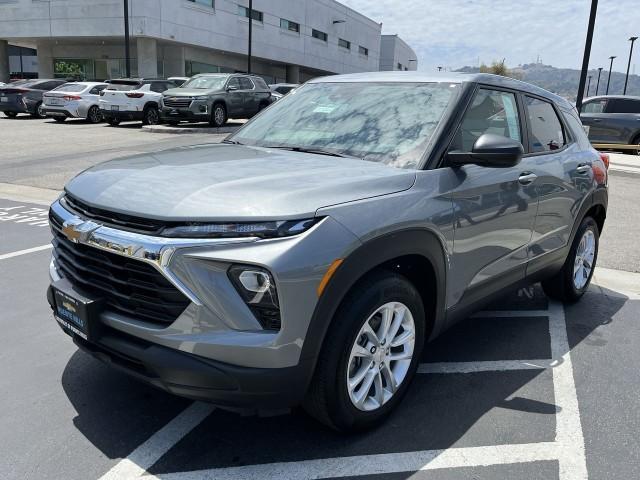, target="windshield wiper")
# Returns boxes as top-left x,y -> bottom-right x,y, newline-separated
268,146 -> 353,158
222,139 -> 243,145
